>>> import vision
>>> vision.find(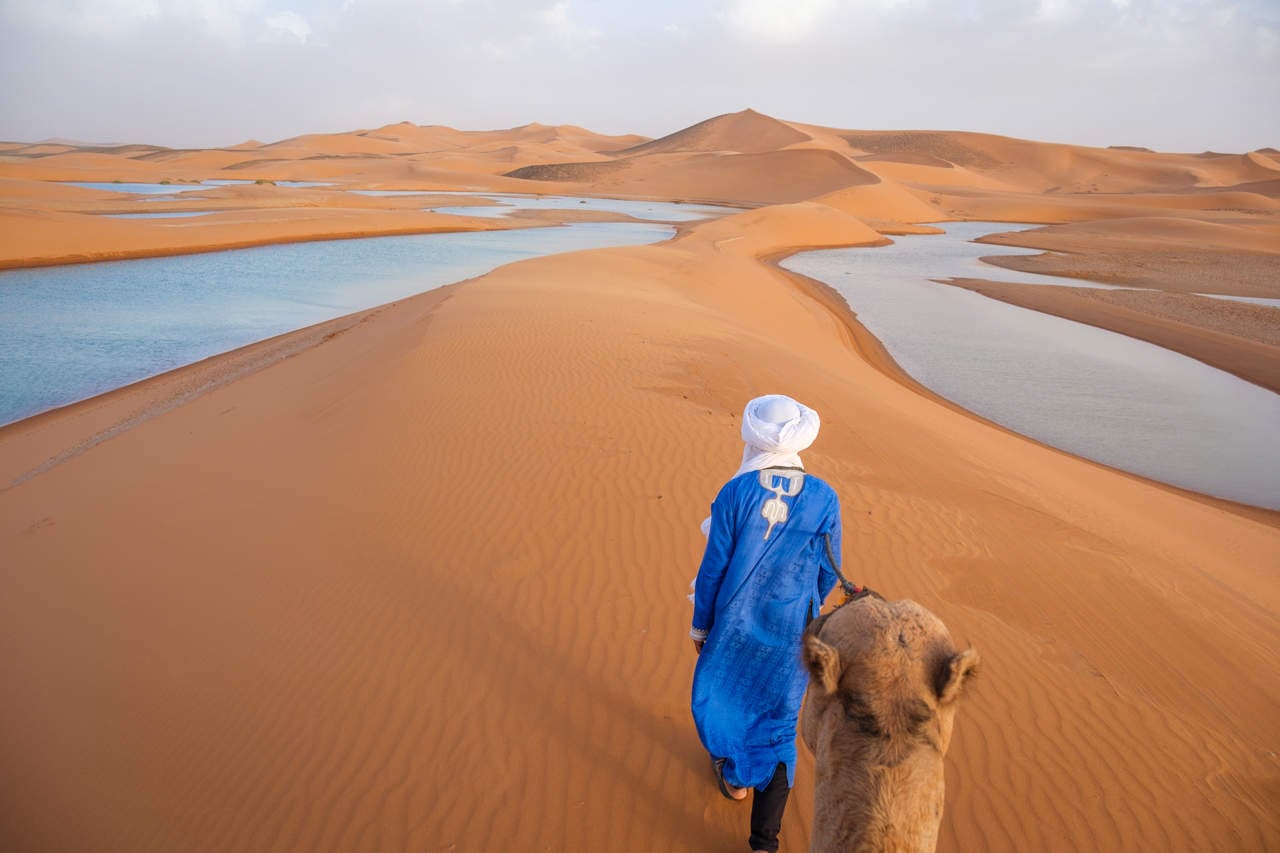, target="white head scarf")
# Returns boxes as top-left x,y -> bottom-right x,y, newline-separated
733,394 -> 821,479
699,394 -> 821,536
